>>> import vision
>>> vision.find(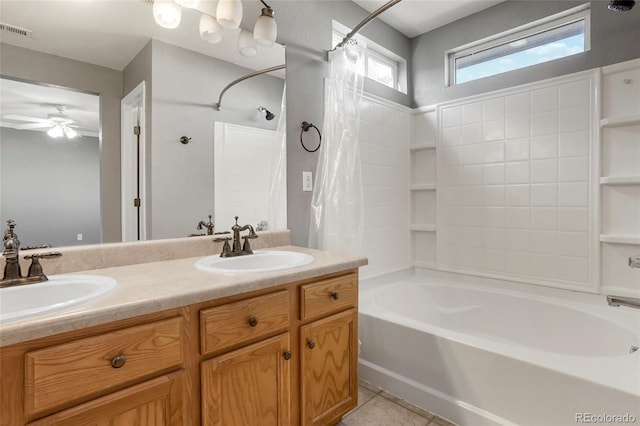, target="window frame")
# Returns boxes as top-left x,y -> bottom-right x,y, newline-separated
445,3 -> 591,86
332,21 -> 407,94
